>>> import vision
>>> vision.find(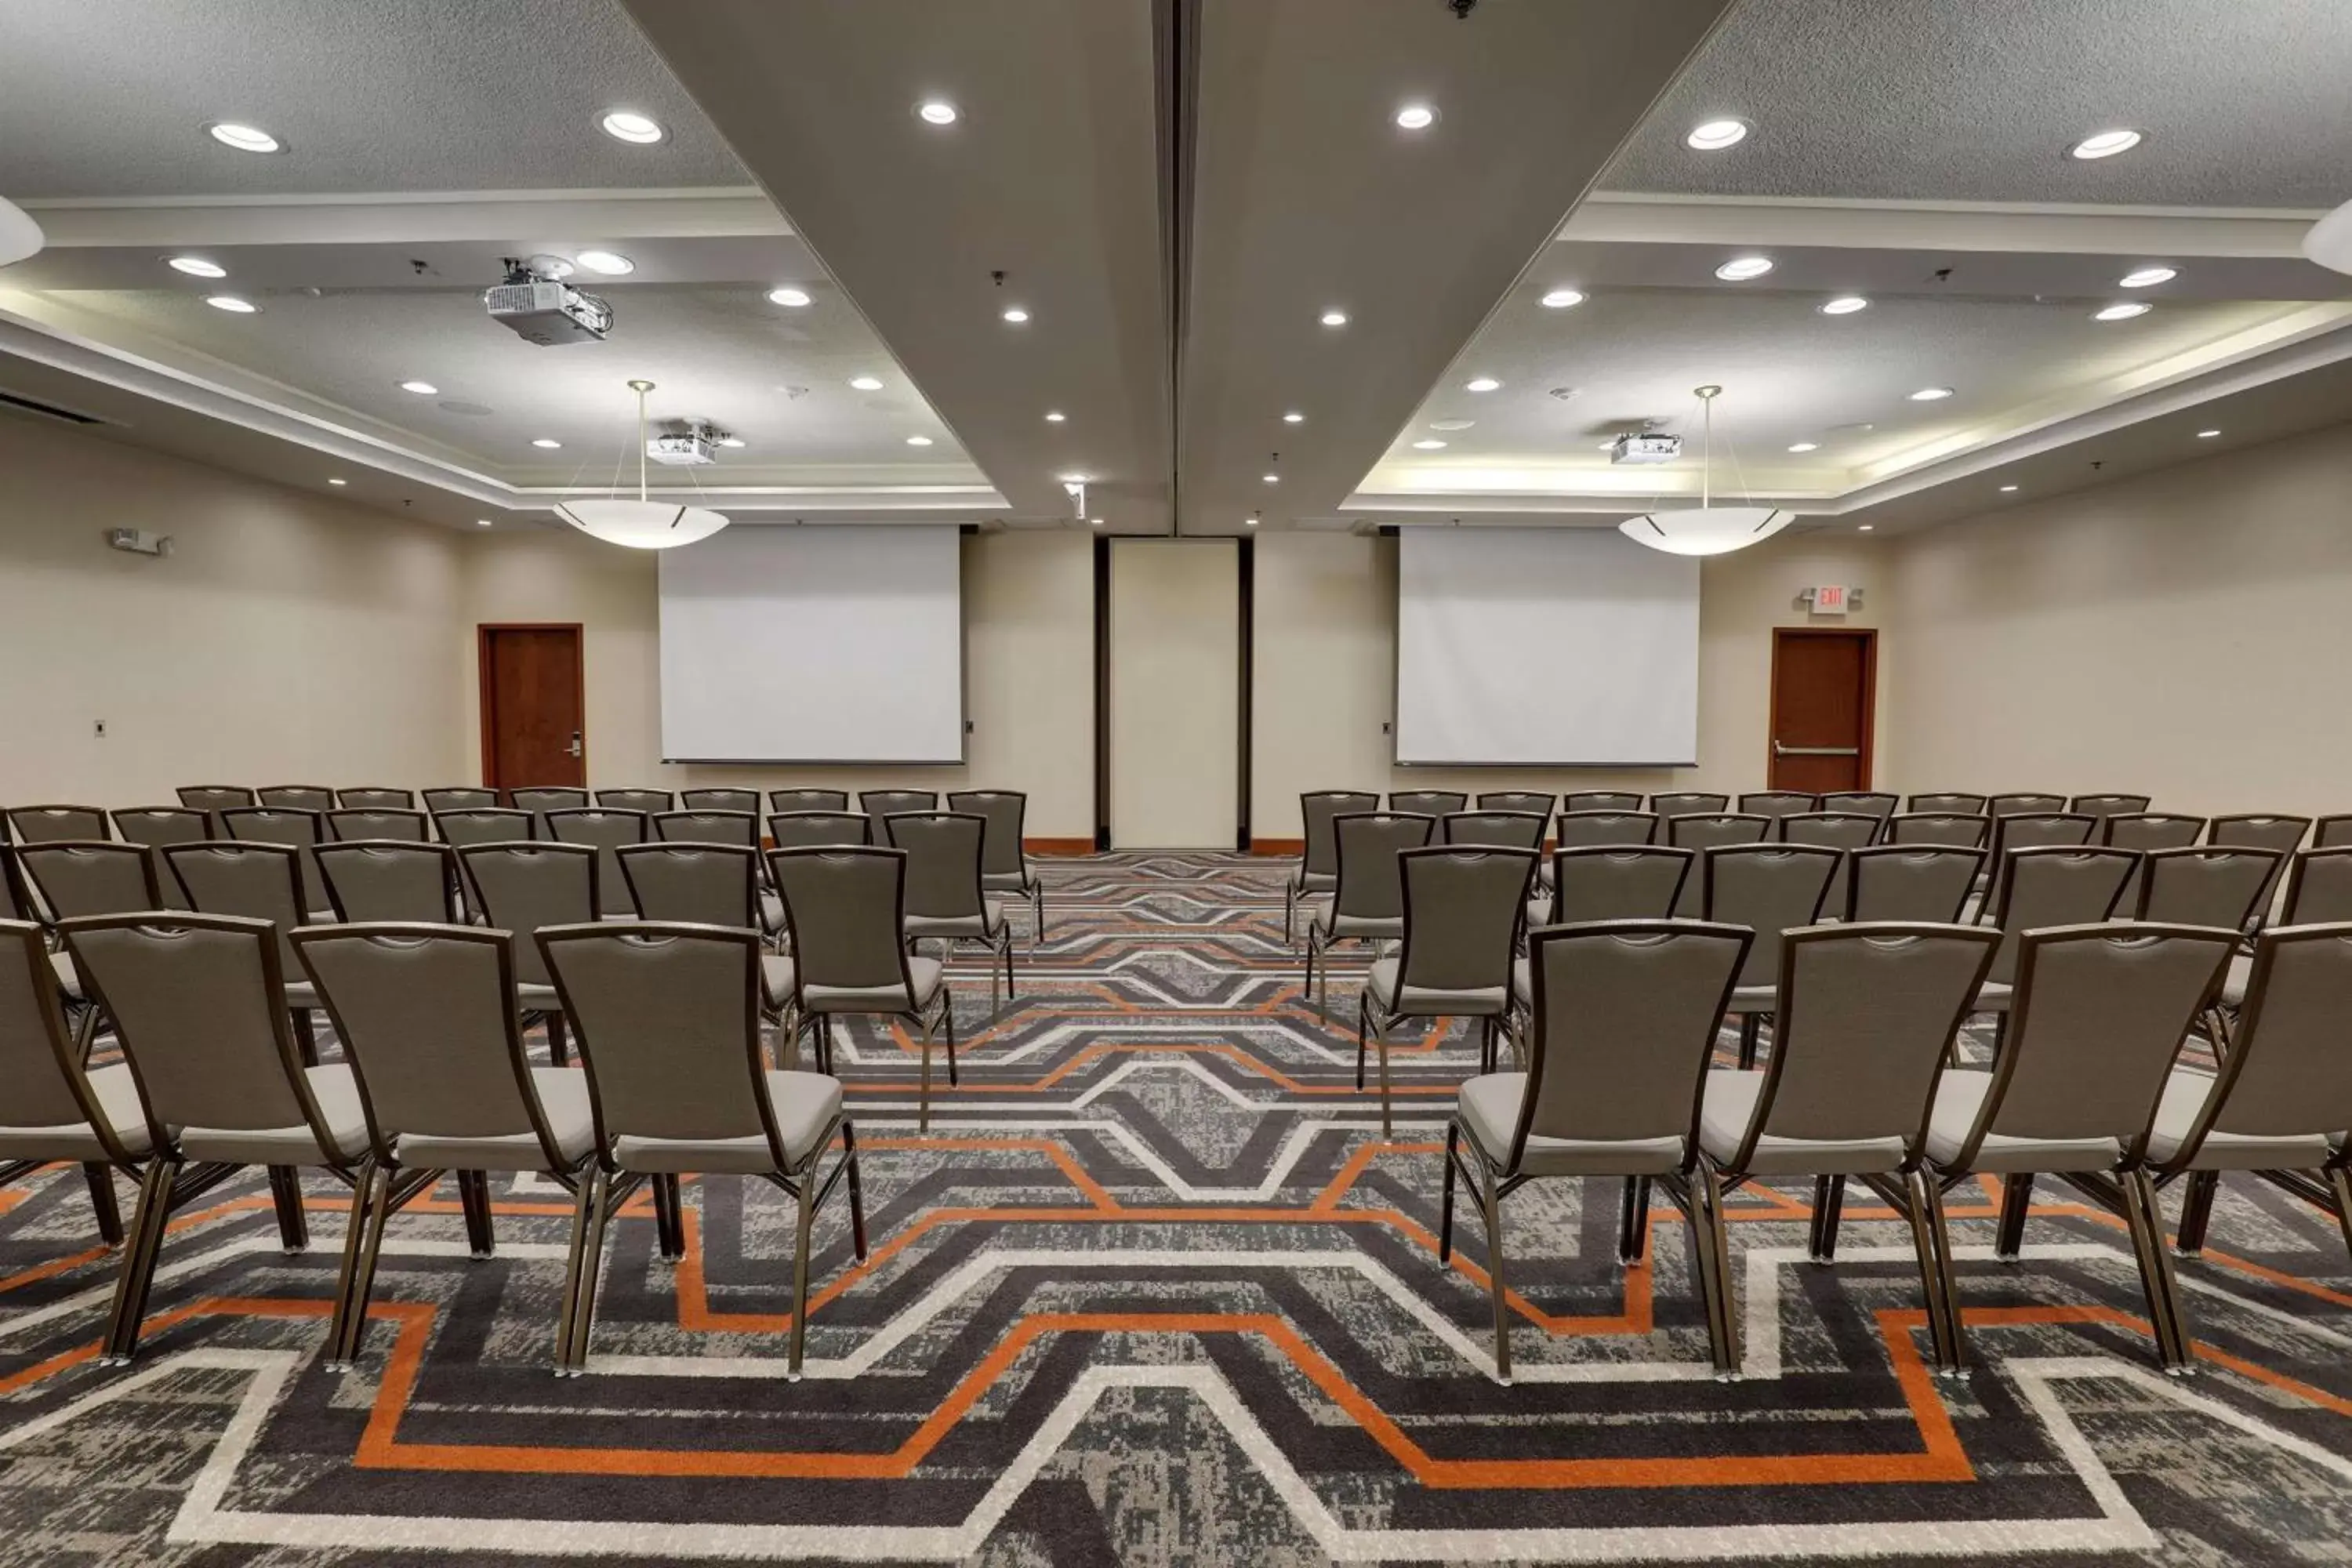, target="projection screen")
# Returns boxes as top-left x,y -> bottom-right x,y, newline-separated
658,524 -> 964,763
1394,527 -> 1700,766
